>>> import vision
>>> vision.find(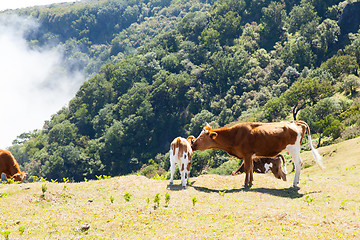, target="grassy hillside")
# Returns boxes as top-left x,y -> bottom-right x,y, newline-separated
1,138 -> 359,239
